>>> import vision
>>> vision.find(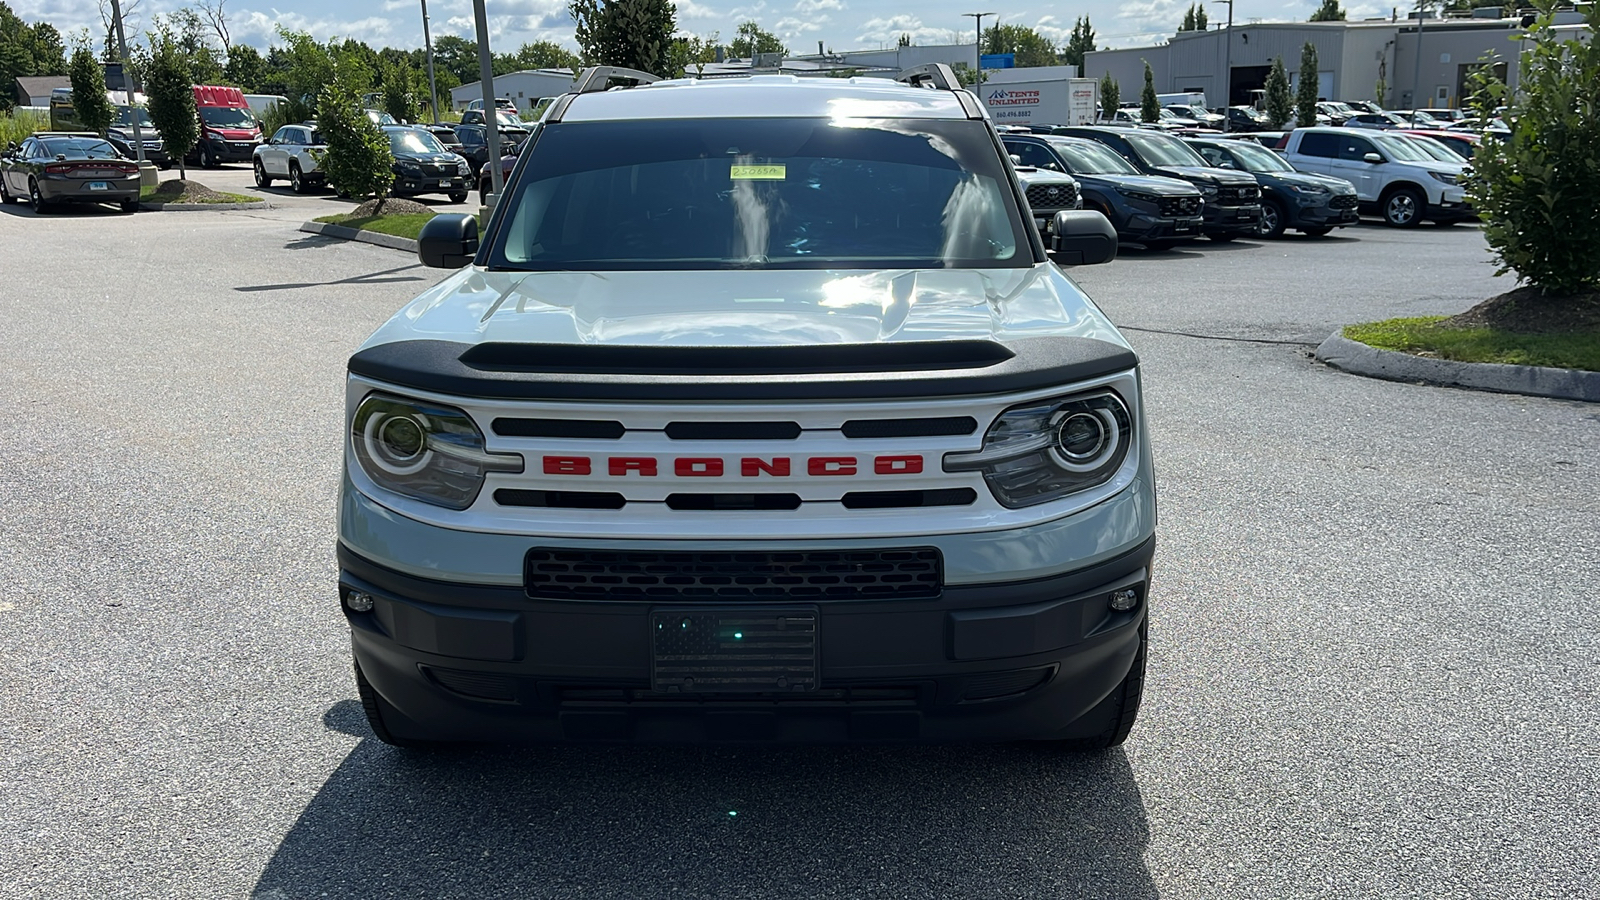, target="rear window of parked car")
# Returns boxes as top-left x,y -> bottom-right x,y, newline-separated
40,138 -> 119,159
